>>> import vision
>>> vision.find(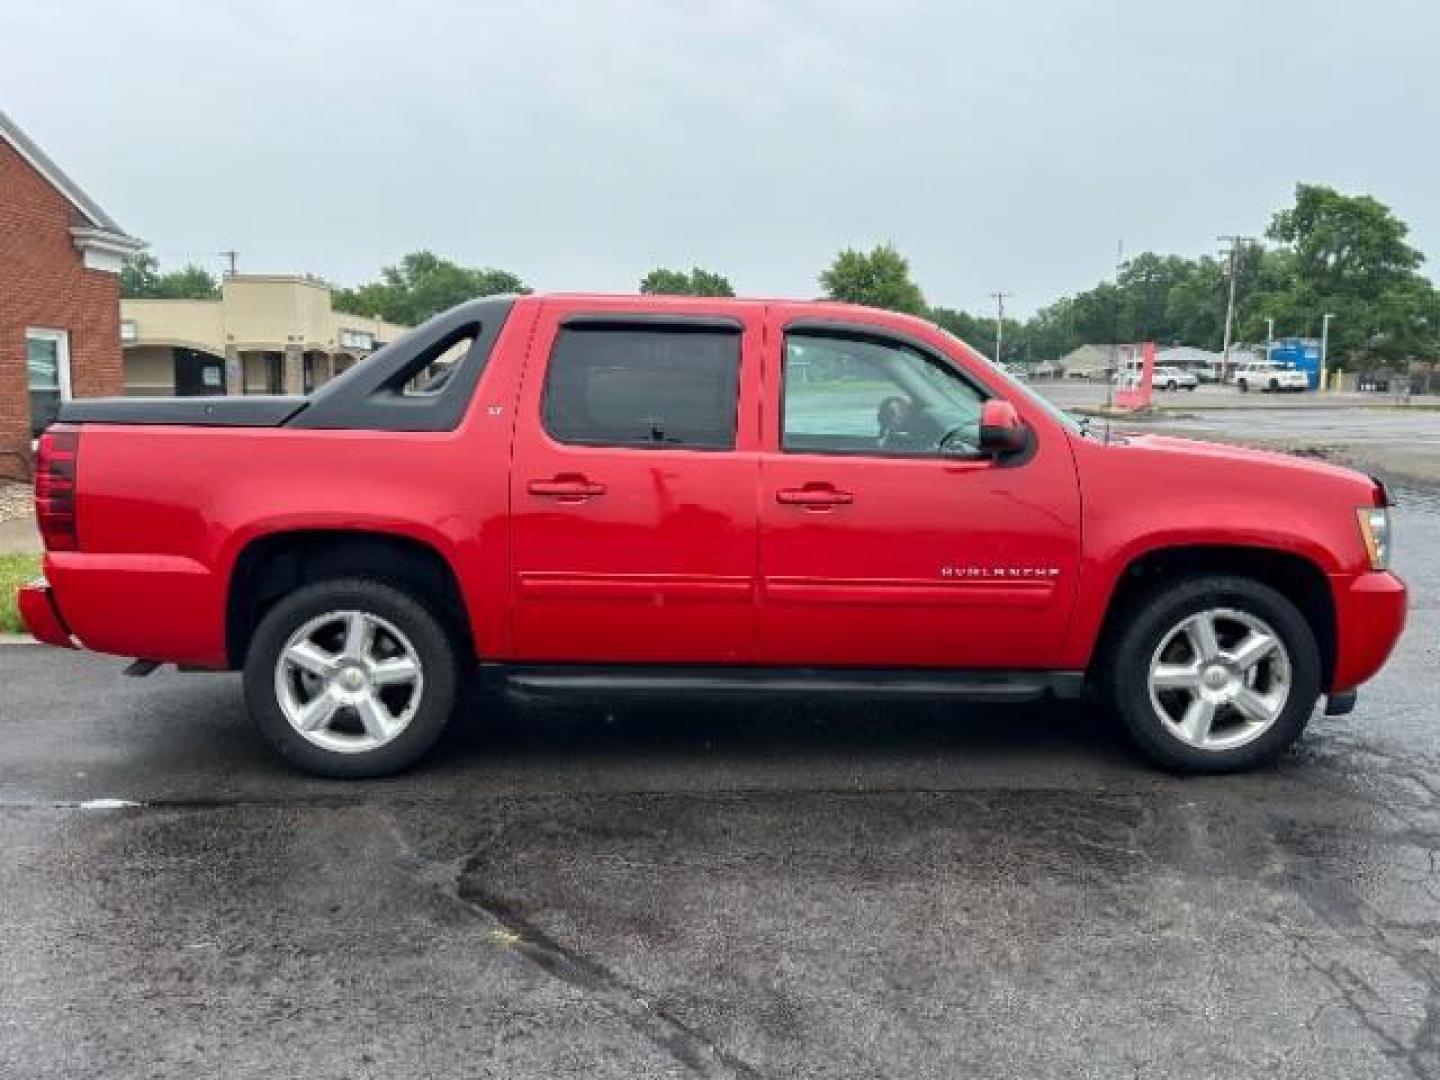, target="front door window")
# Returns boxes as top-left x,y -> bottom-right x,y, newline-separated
783,332 -> 986,457
26,330 -> 71,437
